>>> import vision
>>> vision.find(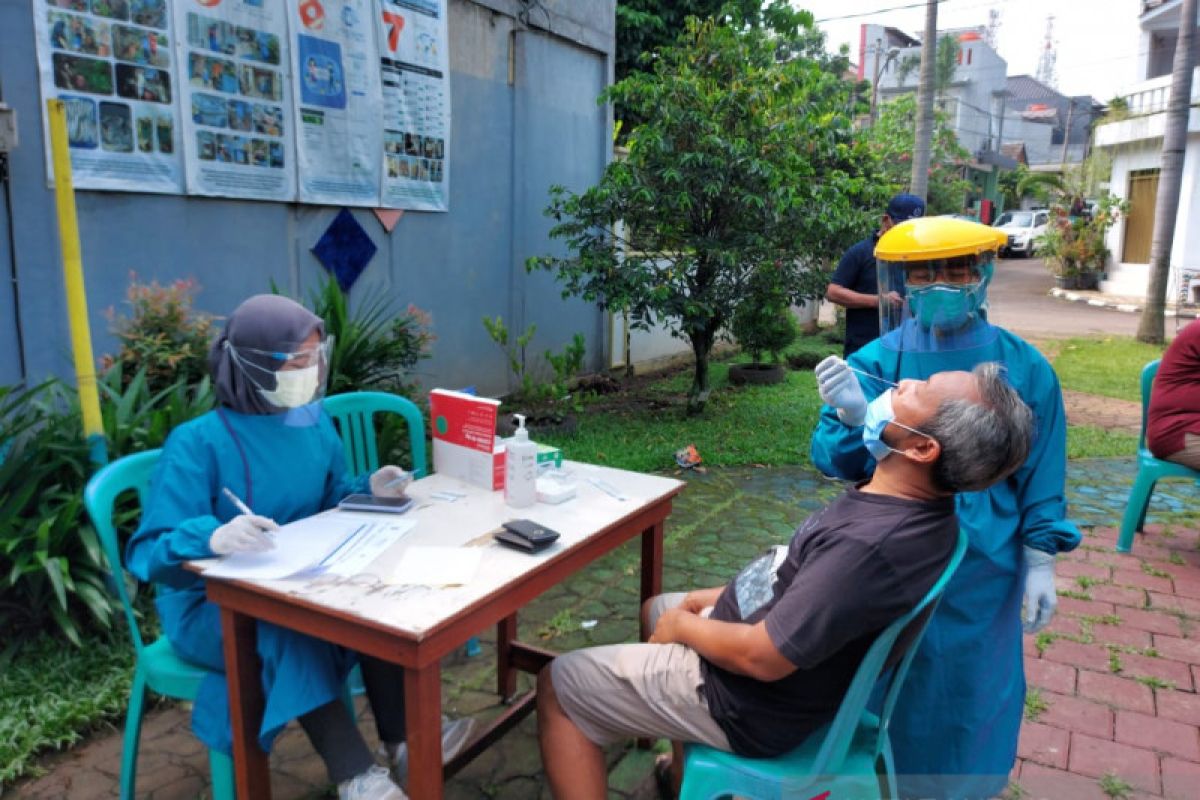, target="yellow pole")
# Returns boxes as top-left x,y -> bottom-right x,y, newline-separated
46,99 -> 106,465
